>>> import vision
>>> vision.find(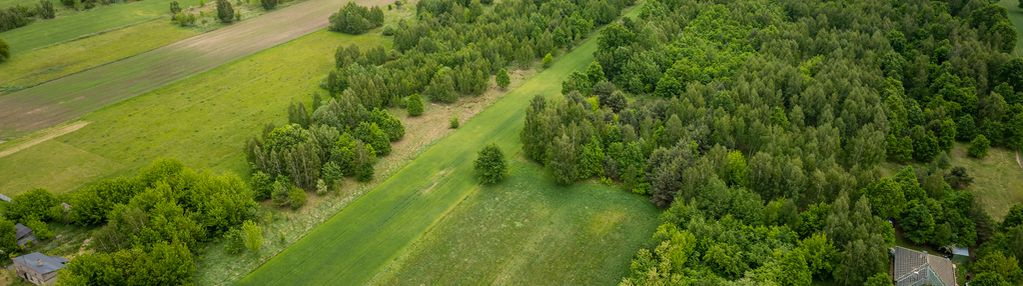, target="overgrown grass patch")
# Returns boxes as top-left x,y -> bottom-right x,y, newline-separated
949,143 -> 1023,220
372,160 -> 658,285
